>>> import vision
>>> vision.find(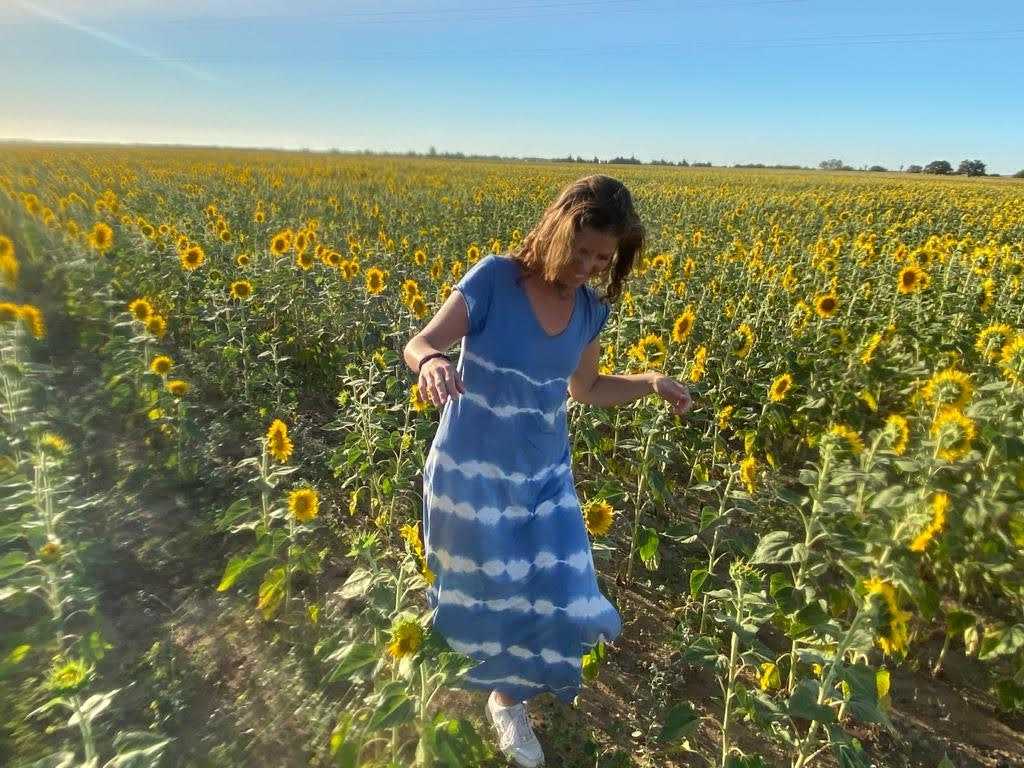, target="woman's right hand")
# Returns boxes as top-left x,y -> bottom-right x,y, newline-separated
419,356 -> 466,406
